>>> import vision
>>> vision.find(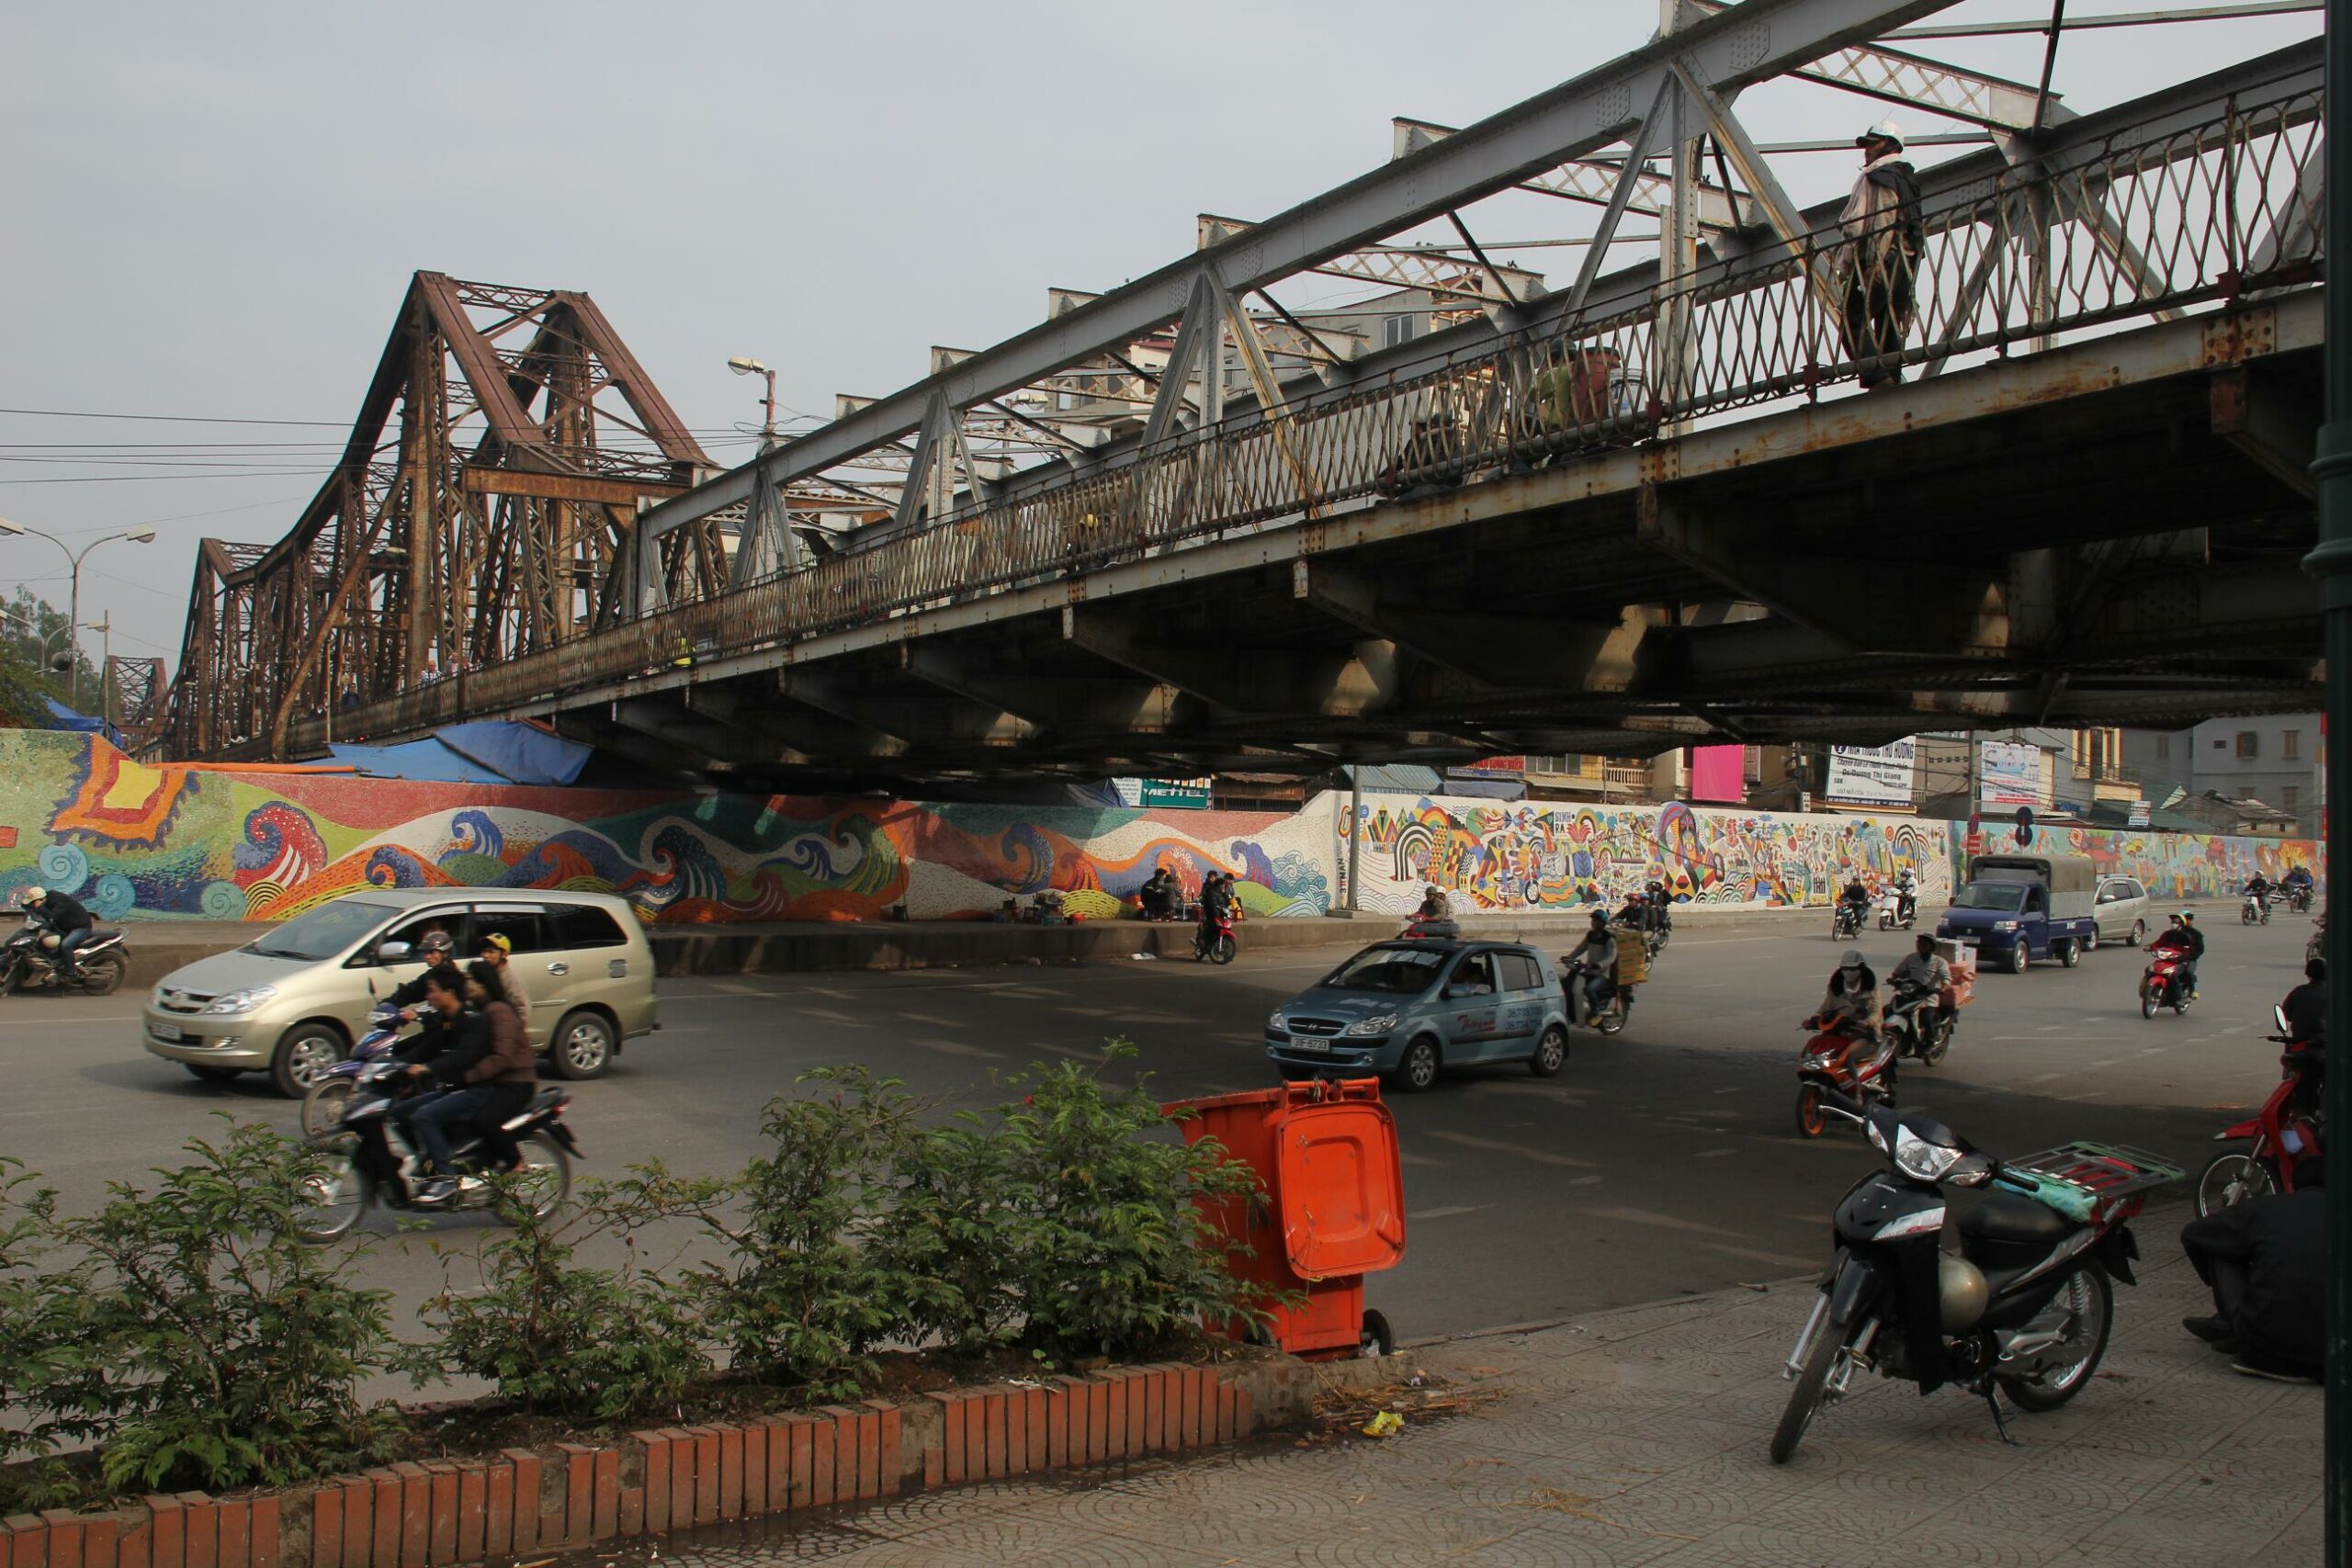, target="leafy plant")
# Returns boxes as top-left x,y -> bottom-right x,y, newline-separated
688,1067 -> 938,1398
28,1122 -> 398,1495
979,1043 -> 1268,1359
406,1164 -> 720,1423
0,1156 -> 63,1479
